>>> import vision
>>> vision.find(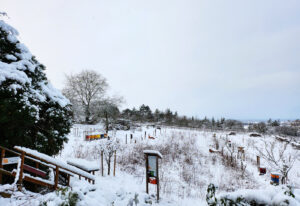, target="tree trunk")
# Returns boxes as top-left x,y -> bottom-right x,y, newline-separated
85,105 -> 90,123
105,111 -> 109,134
